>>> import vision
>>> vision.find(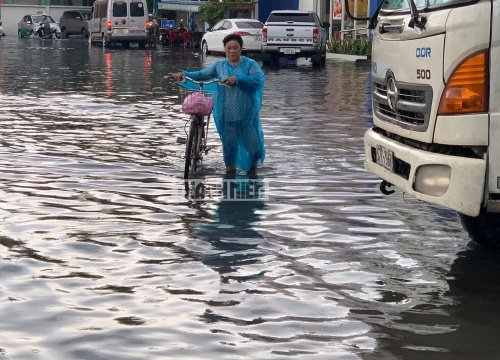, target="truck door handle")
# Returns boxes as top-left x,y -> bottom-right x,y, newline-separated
379,23 -> 404,34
